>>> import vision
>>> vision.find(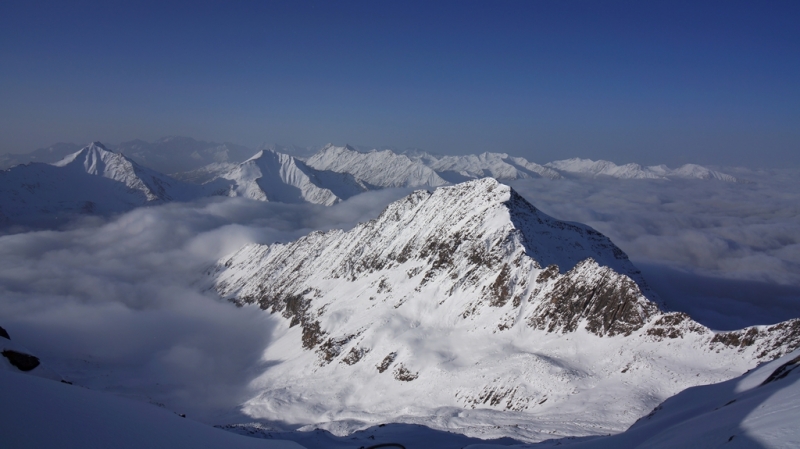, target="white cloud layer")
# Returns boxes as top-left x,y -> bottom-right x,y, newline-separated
1,170 -> 798,422
0,188 -> 412,422
510,167 -> 800,328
